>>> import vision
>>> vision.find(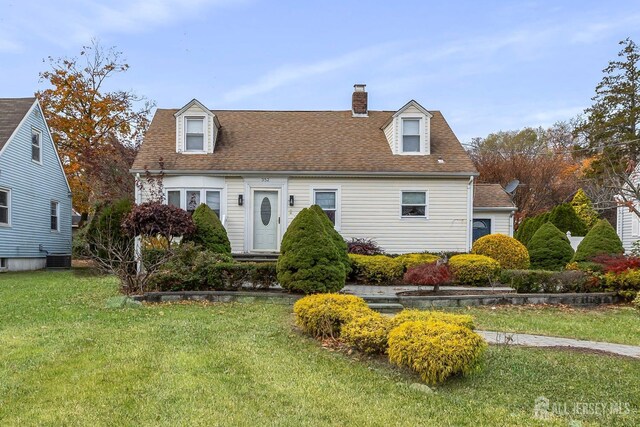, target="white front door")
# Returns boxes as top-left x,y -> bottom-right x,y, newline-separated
252,190 -> 279,251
